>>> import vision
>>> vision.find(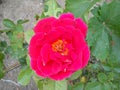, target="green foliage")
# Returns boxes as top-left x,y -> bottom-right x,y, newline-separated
85,0 -> 120,90
18,66 -> 33,86
43,79 -> 67,90
0,18 -> 29,79
72,82 -> 84,90
69,70 -> 82,80
44,0 -> 63,17
97,73 -> 107,83
24,30 -> 34,44
0,52 -> 5,79
3,19 -> 16,28
17,19 -> 29,24
65,0 -> 100,18
85,82 -> 101,90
